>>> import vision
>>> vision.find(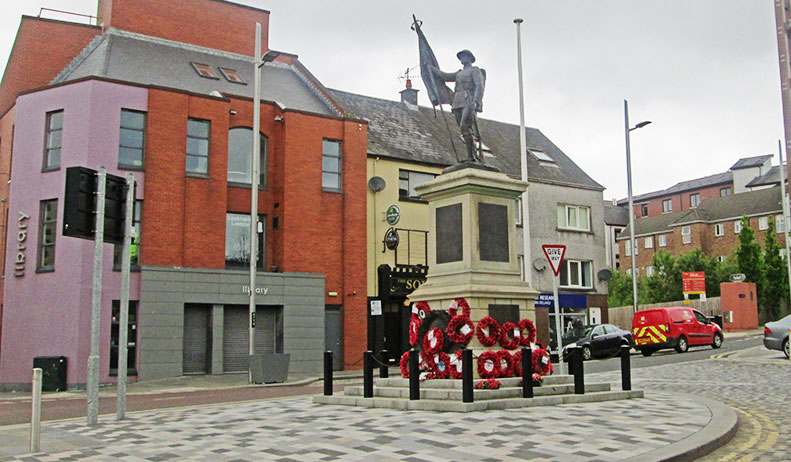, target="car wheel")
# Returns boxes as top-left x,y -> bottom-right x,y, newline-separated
711,332 -> 723,349
675,336 -> 689,353
582,345 -> 592,361
784,338 -> 789,359
641,349 -> 654,357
